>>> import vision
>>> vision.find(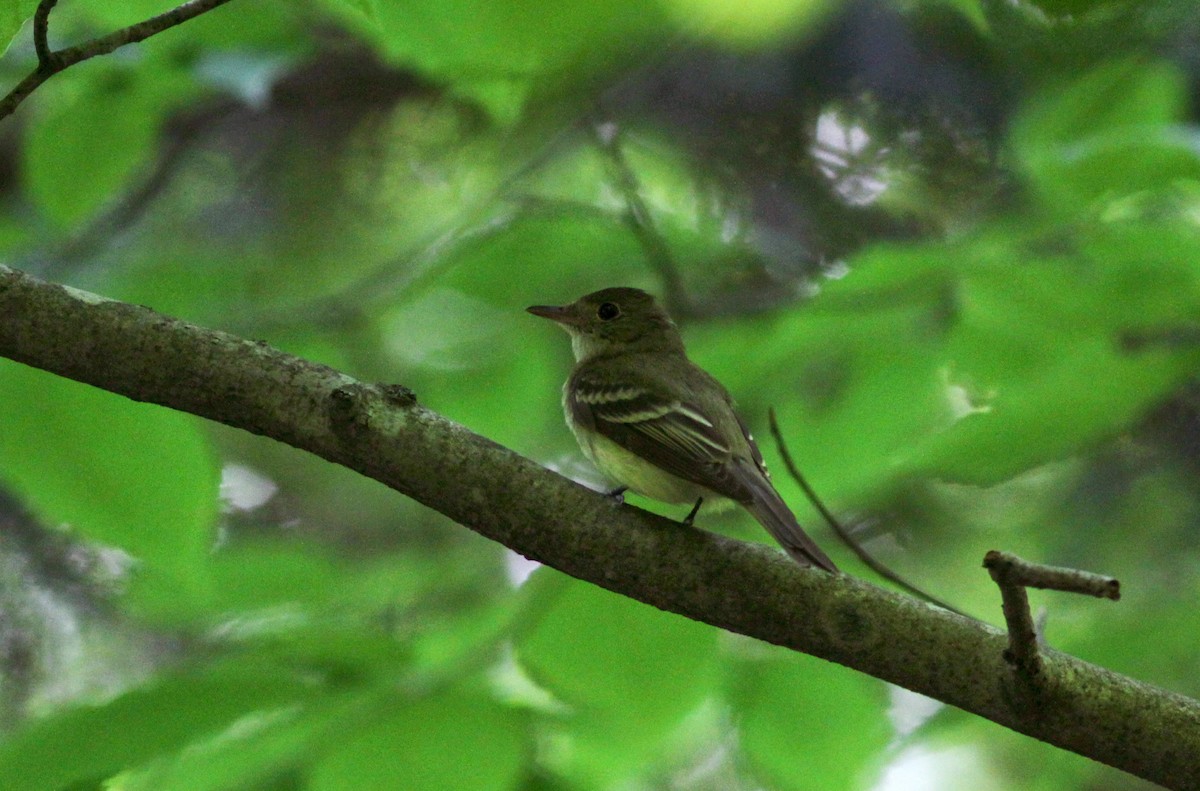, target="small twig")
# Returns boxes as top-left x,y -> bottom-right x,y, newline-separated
983,550 -> 1120,678
984,550 -> 1120,600
33,0 -> 59,69
0,0 -> 237,122
984,552 -> 1043,675
587,113 -> 691,317
767,408 -> 968,617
